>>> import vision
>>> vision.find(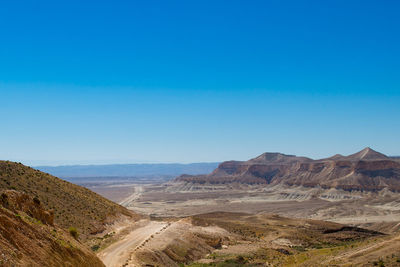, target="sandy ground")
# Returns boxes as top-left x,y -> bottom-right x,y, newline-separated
119,186 -> 143,206
91,182 -> 400,266
87,184 -> 137,204
97,216 -> 230,267
97,183 -> 400,234
98,220 -> 168,267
